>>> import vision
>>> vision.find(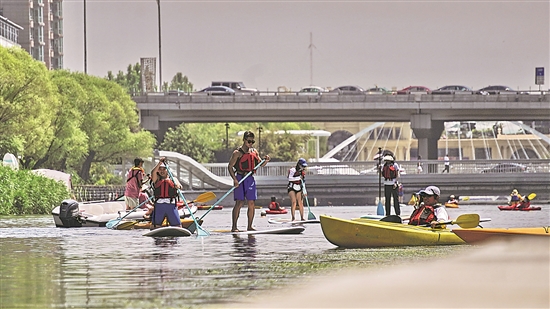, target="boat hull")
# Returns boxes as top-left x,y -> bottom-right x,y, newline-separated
52,199 -> 197,228
453,227 -> 550,243
444,203 -> 459,208
320,215 -> 464,248
266,209 -> 288,214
